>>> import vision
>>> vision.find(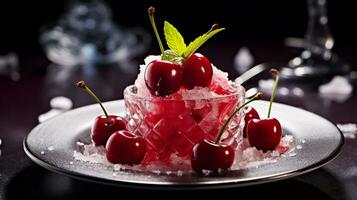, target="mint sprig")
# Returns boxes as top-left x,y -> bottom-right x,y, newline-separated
162,22 -> 224,60
164,21 -> 186,56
